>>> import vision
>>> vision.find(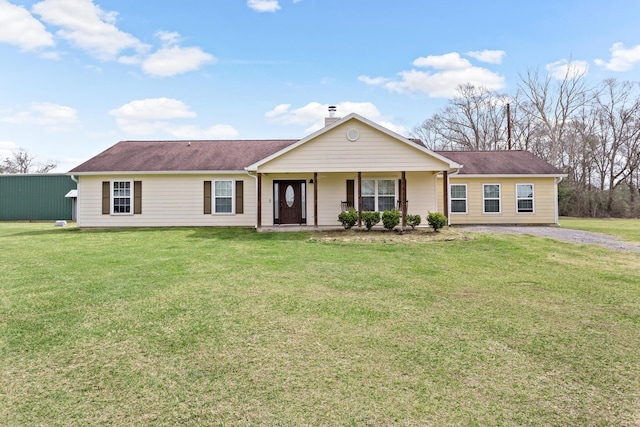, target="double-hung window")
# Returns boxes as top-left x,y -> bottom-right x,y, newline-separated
450,184 -> 467,213
214,180 -> 234,214
112,180 -> 132,214
361,179 -> 396,211
483,184 -> 501,213
516,184 -> 534,213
